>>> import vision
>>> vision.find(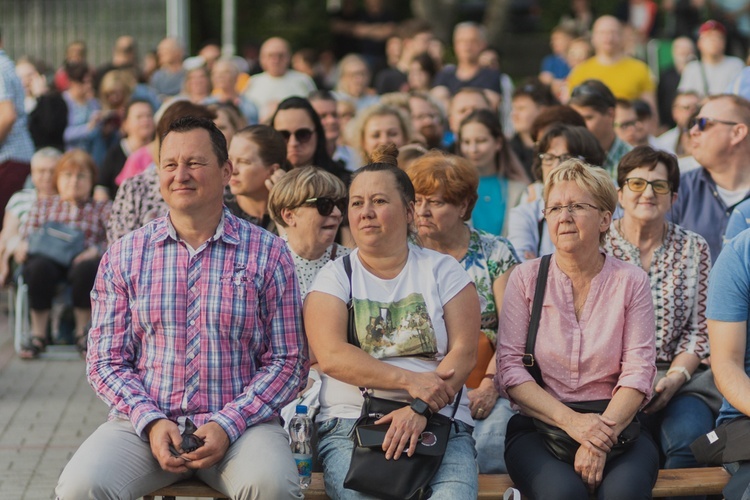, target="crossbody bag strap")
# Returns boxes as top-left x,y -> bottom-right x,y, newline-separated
343,254 -> 361,348
523,254 -> 552,387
